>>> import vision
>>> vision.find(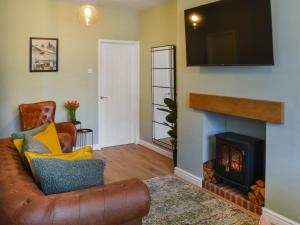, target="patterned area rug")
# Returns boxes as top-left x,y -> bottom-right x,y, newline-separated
143,176 -> 259,225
